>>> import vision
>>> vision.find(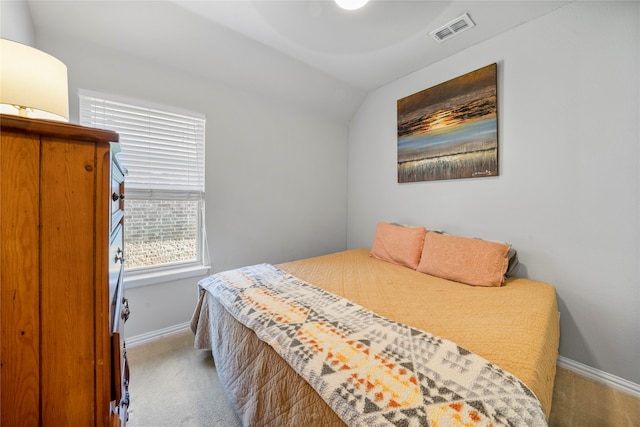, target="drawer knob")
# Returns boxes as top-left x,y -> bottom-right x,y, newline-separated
115,248 -> 125,264
121,297 -> 130,322
112,192 -> 125,201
